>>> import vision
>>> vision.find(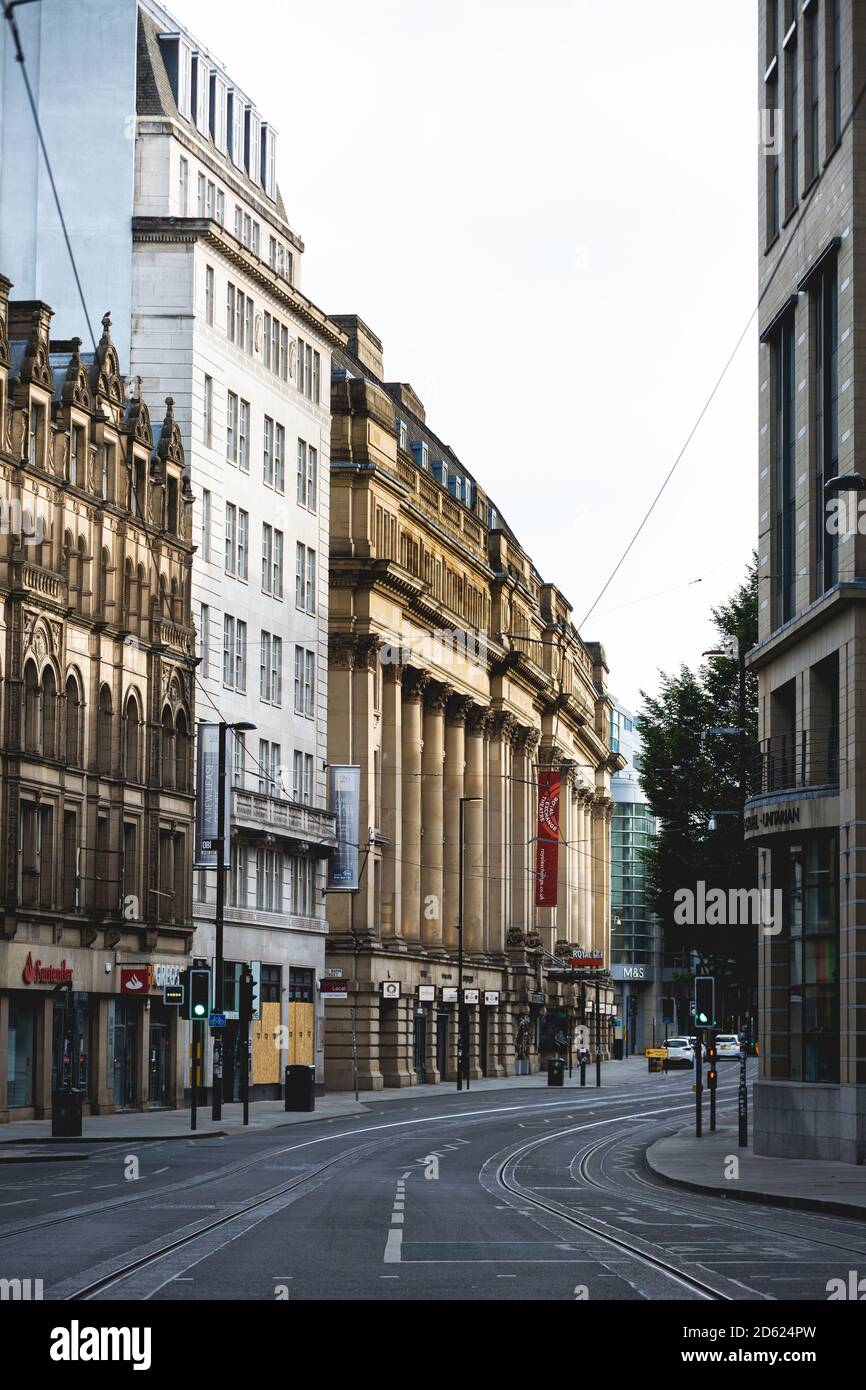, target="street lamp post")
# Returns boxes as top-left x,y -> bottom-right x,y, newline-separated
457,796 -> 481,1092
212,719 -> 255,1122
